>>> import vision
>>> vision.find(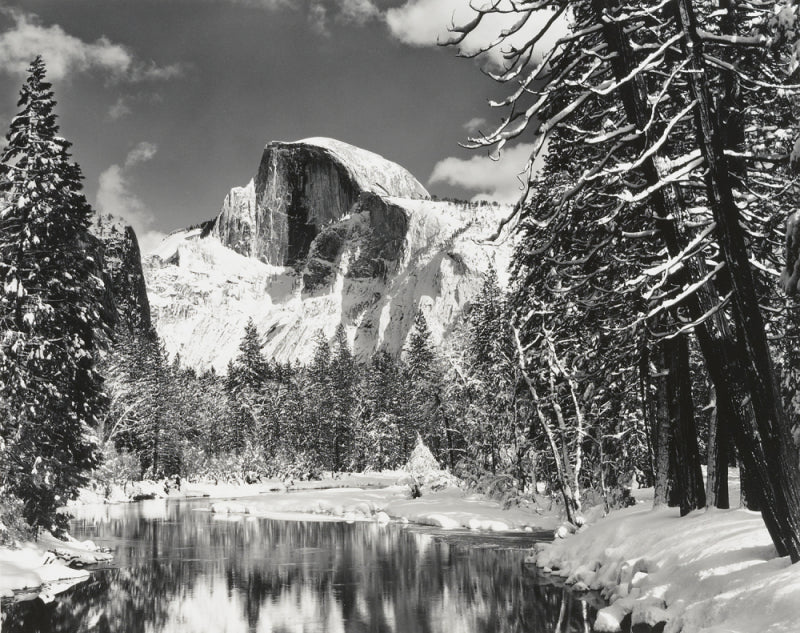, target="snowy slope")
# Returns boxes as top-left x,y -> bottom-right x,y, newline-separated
535,475 -> 800,633
145,198 -> 513,372
145,137 -> 515,372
